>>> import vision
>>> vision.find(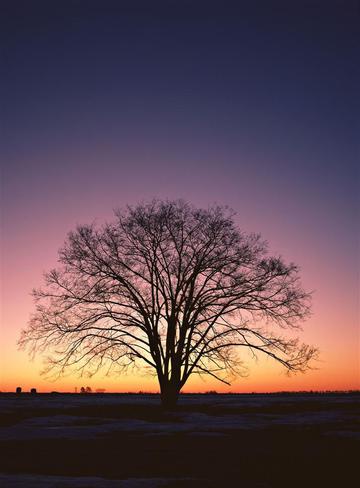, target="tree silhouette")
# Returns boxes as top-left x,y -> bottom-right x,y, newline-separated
20,200 -> 317,408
